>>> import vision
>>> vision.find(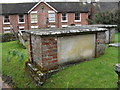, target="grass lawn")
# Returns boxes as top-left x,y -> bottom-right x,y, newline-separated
1,42 -> 36,88
1,32 -> 120,88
